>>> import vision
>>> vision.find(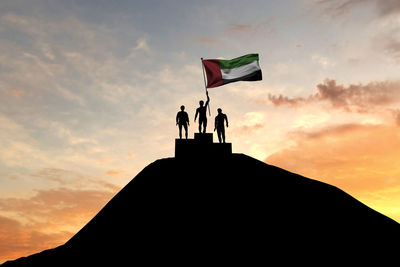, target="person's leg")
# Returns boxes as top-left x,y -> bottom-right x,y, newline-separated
178,124 -> 182,139
217,129 -> 222,143
183,124 -> 188,139
221,127 -> 225,143
198,119 -> 202,133
203,119 -> 207,133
